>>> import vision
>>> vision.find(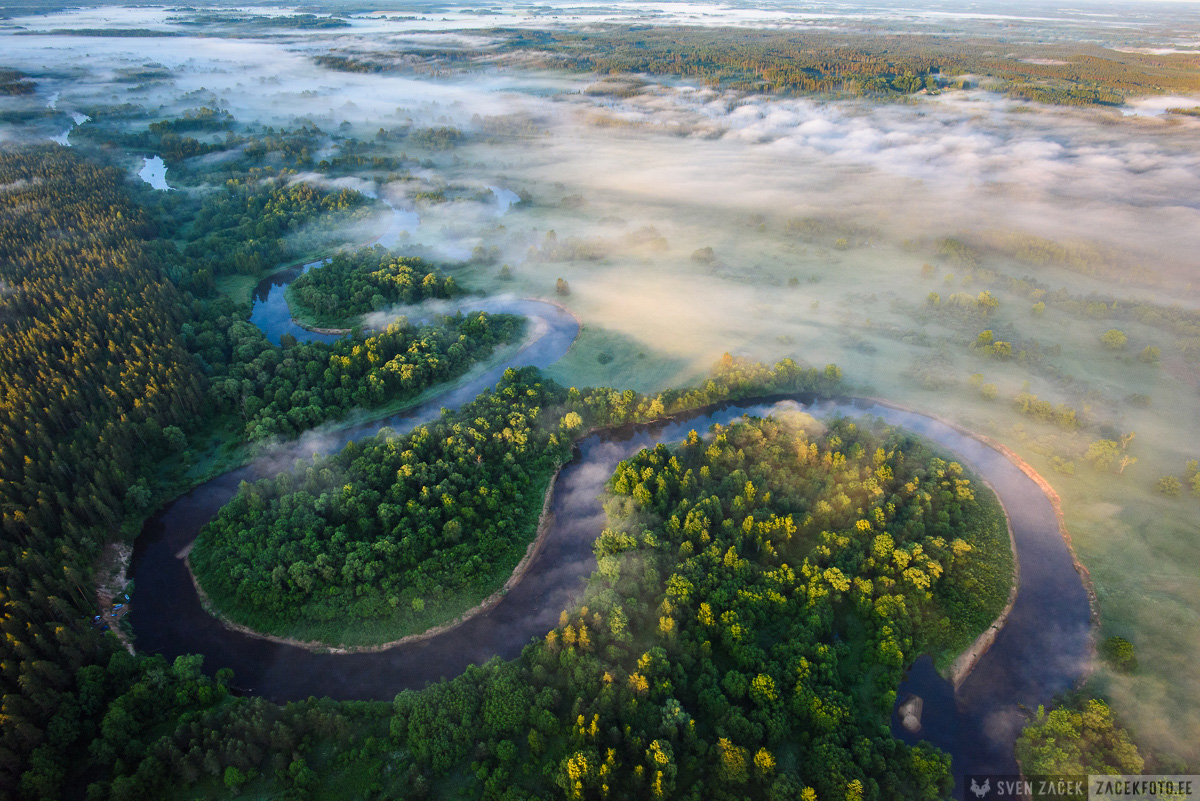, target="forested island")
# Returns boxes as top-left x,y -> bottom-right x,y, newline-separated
286,247 -> 461,329
191,360 -> 845,646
